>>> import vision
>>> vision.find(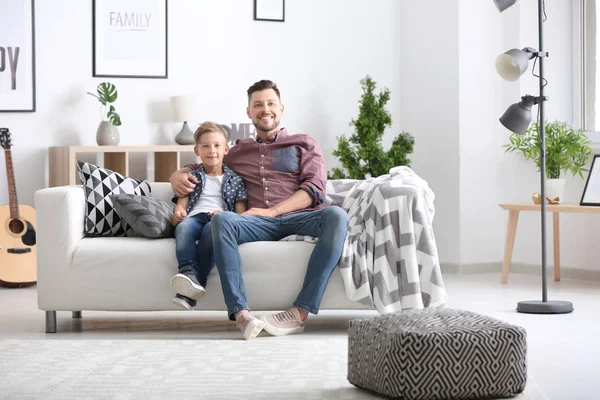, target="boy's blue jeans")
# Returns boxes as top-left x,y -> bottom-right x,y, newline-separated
210,207 -> 349,320
174,213 -> 214,287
